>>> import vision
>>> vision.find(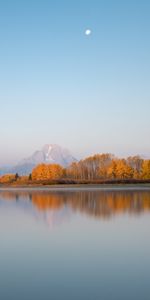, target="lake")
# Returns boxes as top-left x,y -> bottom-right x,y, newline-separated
0,187 -> 150,300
